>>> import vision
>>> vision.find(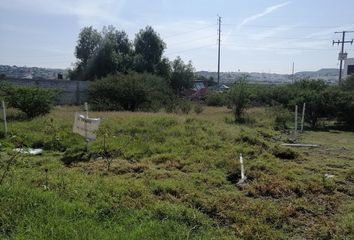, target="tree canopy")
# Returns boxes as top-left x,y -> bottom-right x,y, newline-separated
70,25 -> 195,95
